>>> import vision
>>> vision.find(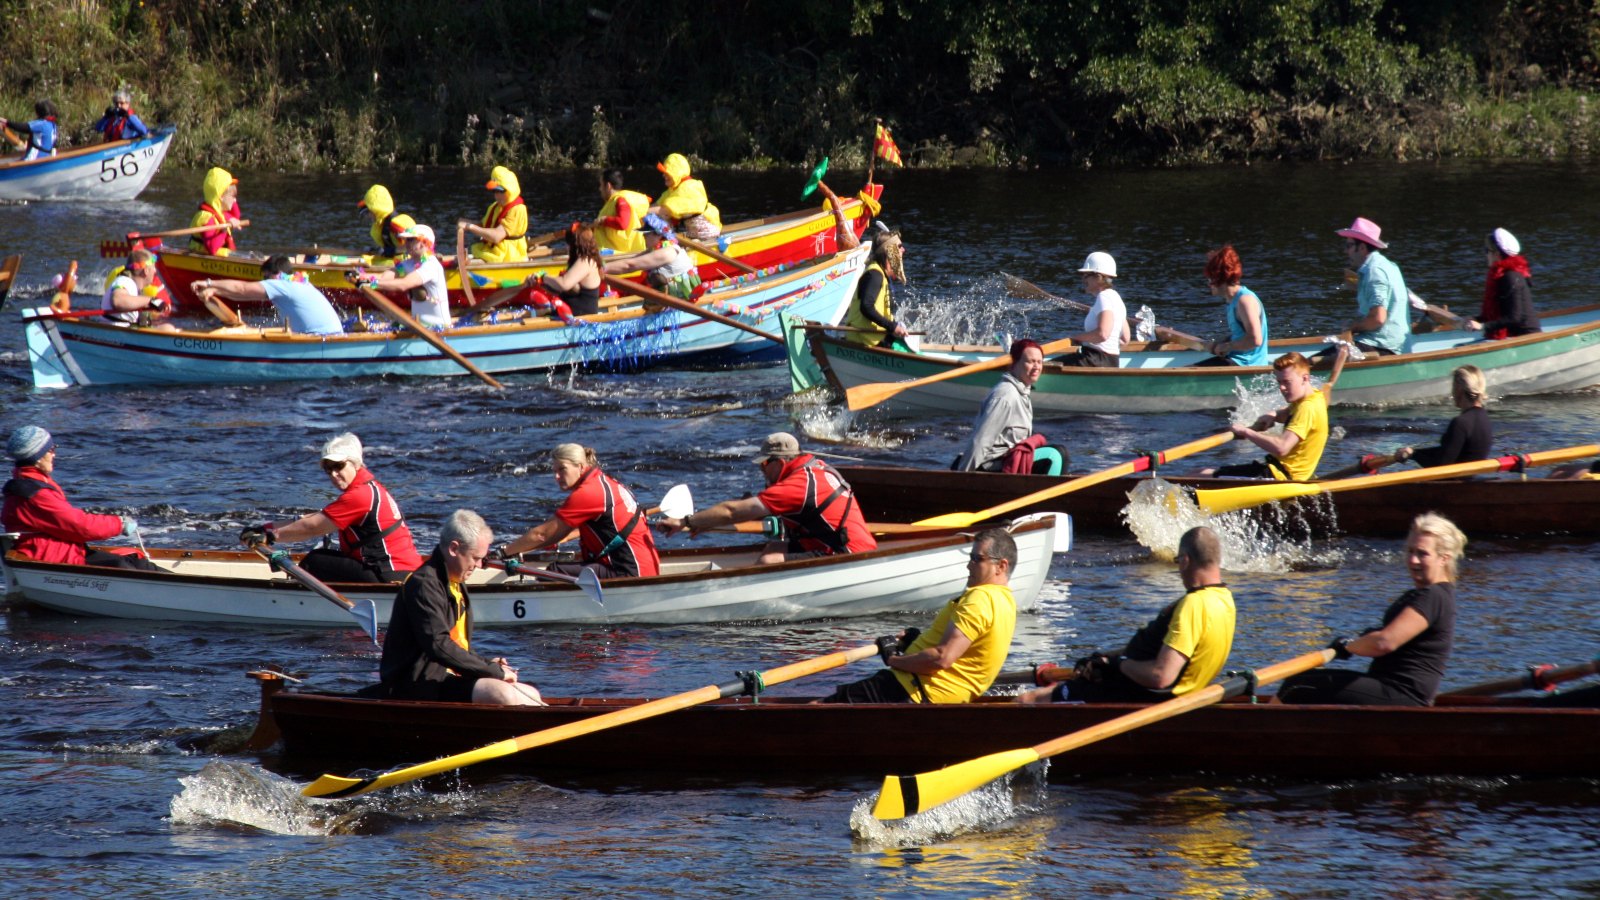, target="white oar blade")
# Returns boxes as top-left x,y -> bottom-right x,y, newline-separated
1009,512 -> 1072,553
658,483 -> 693,520
352,599 -> 380,646
577,568 -> 604,606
